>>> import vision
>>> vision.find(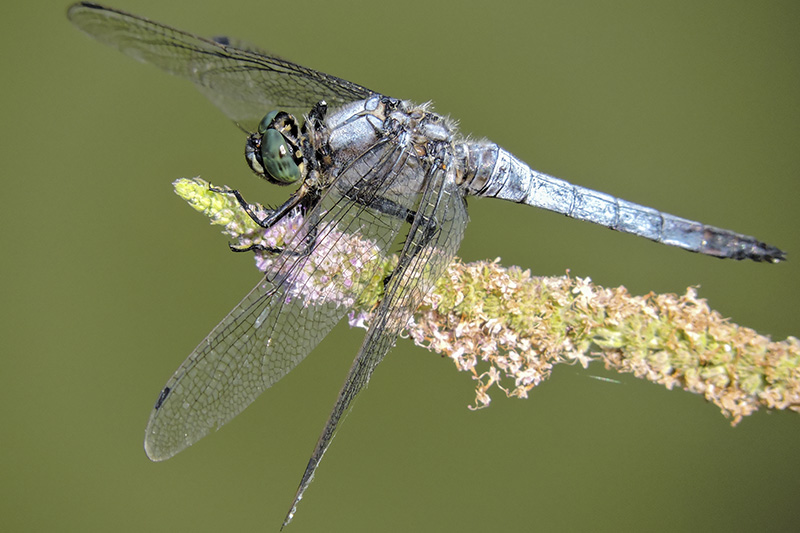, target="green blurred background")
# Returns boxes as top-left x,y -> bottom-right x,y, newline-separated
3,1 -> 799,531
